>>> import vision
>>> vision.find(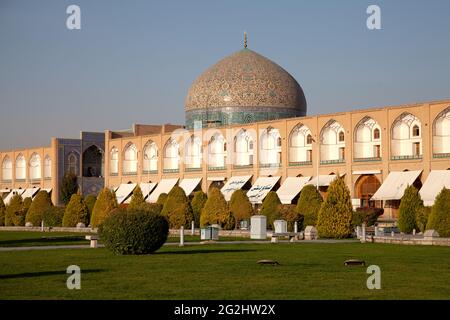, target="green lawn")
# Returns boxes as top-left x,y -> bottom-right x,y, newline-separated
1,241 -> 449,300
